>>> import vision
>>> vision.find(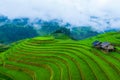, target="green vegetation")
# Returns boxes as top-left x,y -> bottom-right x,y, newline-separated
71,27 -> 98,40
32,36 -> 54,41
0,32 -> 120,80
0,44 -> 9,53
